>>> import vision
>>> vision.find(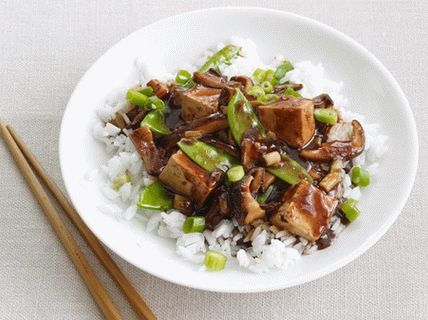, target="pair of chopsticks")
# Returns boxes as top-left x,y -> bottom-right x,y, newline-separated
0,118 -> 156,320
